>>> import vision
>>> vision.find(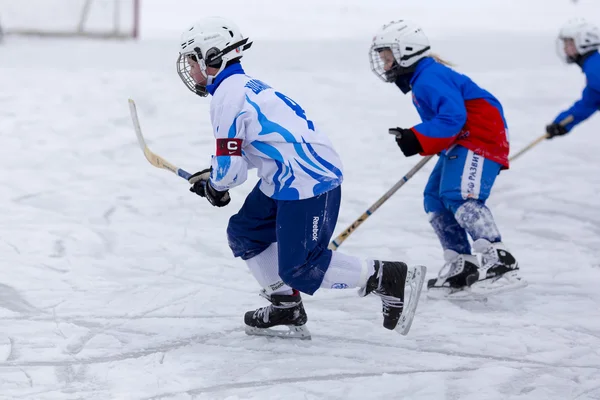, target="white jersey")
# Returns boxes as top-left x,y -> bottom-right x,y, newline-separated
206,65 -> 343,200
